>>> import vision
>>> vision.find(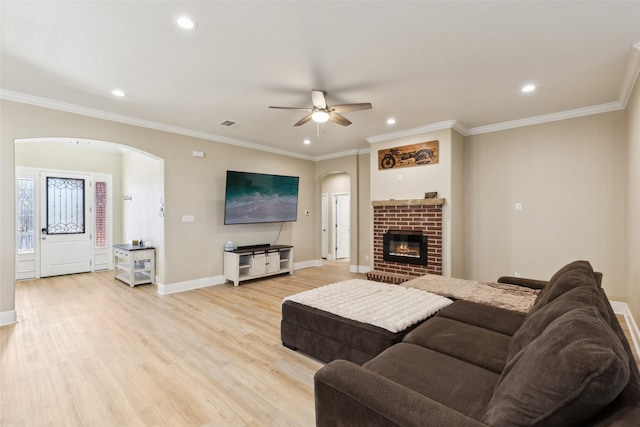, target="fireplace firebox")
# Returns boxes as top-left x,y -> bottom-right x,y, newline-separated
383,230 -> 428,266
